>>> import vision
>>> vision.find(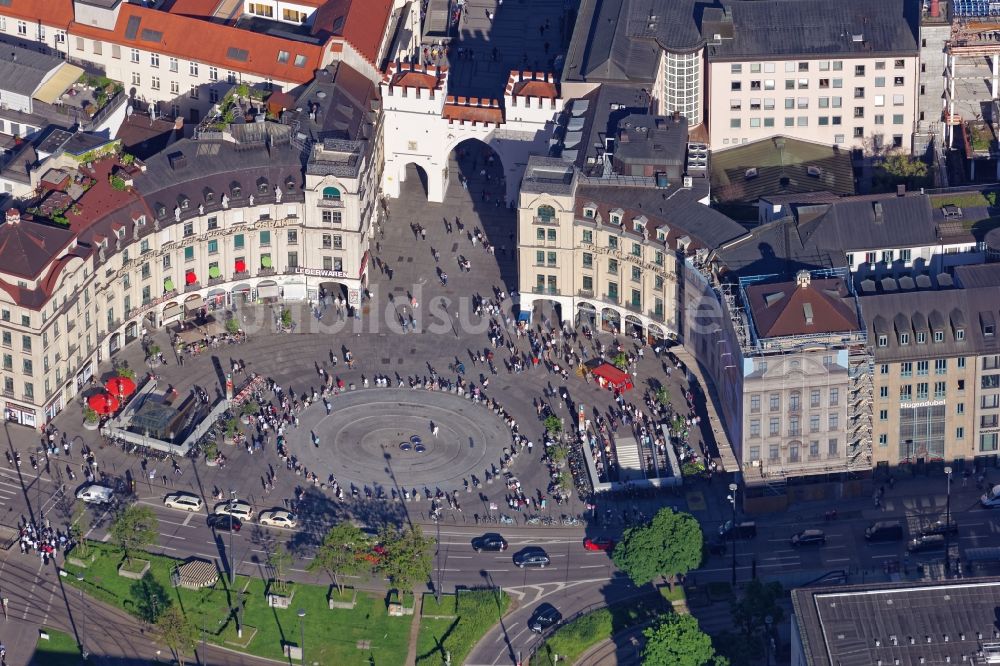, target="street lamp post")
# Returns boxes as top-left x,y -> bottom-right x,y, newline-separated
76,573 -> 88,660
764,614 -> 774,665
728,483 -> 738,586
229,489 -> 236,586
944,466 -> 953,575
297,608 -> 306,664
